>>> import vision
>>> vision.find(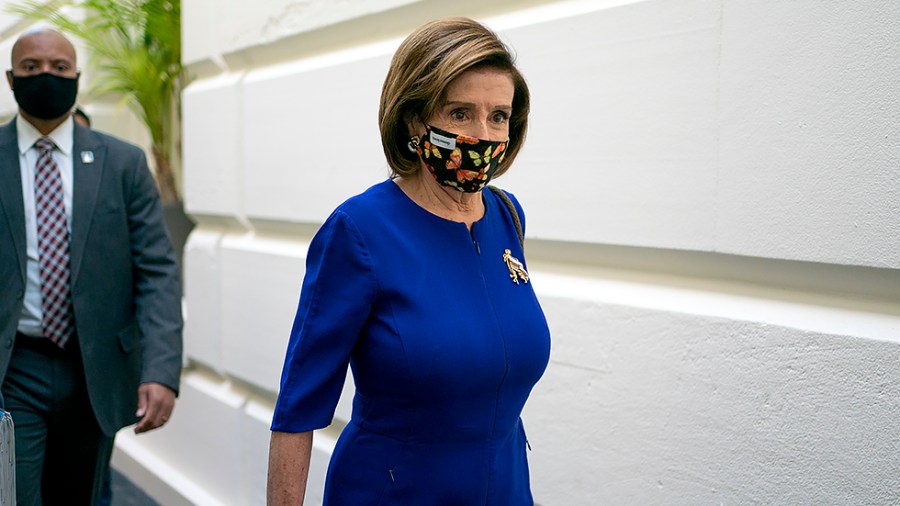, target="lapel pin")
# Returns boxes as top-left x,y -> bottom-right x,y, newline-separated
81,151 -> 94,164
503,249 -> 529,285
